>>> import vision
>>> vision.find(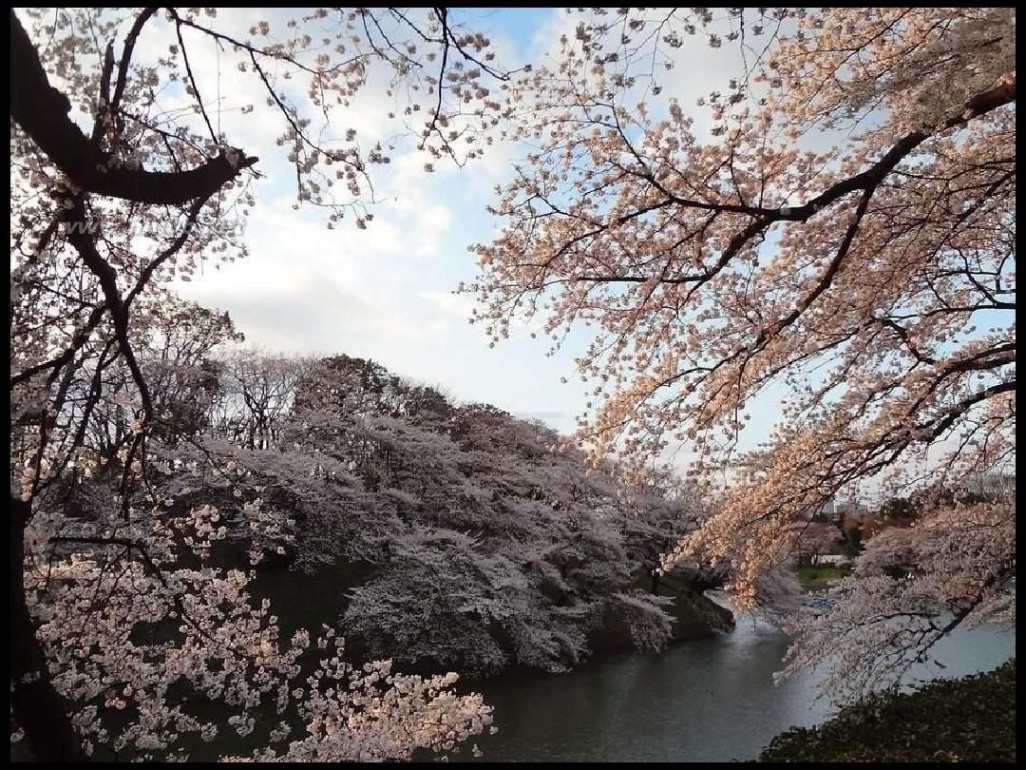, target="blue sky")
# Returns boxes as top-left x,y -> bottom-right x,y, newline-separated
169,9 -> 592,433
21,8 -> 1008,493
164,8 -> 754,446
14,8 -> 1010,506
